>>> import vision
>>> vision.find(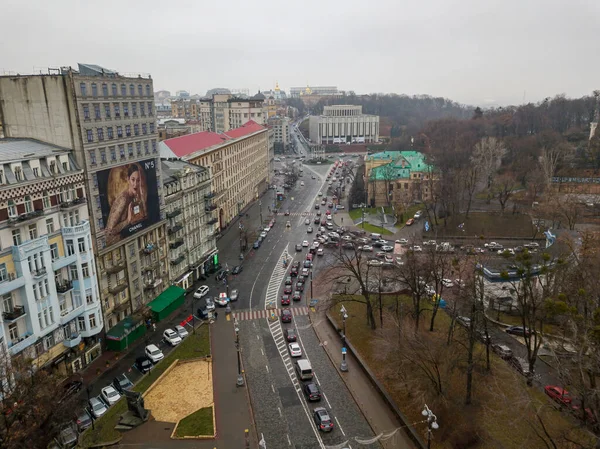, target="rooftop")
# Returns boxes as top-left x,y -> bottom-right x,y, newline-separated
368,151 -> 433,180
161,159 -> 207,184
0,138 -> 73,162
